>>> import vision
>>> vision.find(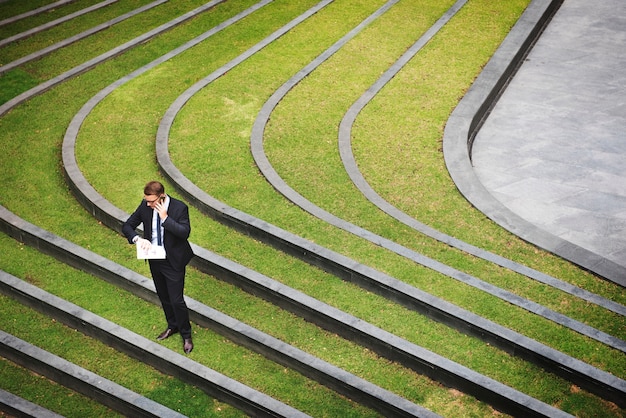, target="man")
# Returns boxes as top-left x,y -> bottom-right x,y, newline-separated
123,181 -> 194,354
